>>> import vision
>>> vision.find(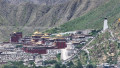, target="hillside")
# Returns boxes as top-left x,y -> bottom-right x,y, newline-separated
0,0 -> 108,41
78,20 -> 120,65
46,0 -> 120,33
70,18 -> 120,65
86,31 -> 118,65
5,0 -> 71,5
45,0 -> 120,65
